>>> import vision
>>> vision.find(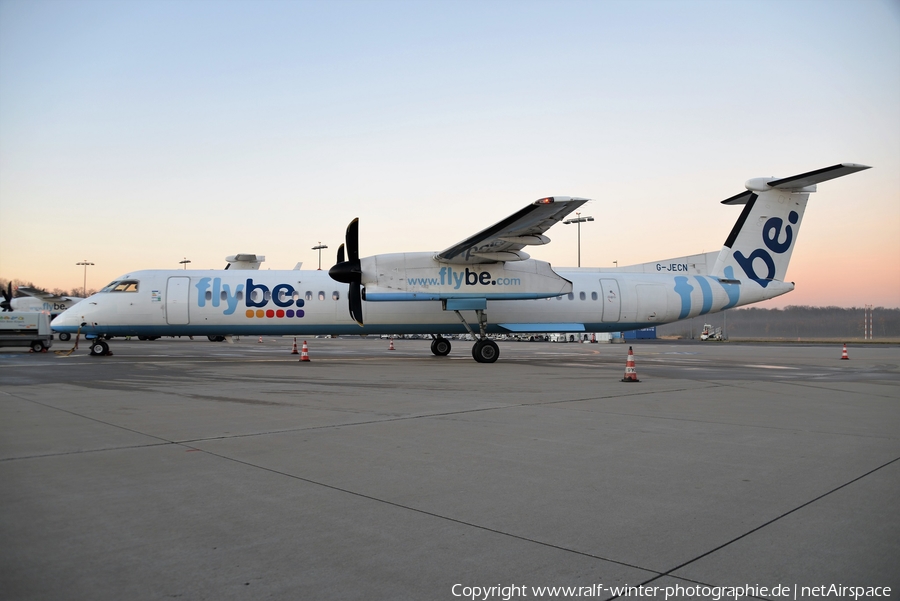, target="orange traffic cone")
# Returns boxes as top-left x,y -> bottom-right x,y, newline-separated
299,340 -> 310,362
388,336 -> 395,351
621,346 -> 640,382
258,335 -> 263,344
841,343 -> 849,360
291,337 -> 299,355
